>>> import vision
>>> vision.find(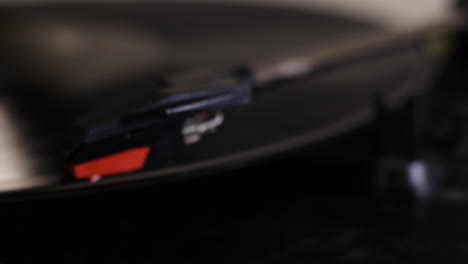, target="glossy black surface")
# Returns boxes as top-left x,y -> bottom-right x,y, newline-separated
0,3 -> 382,122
